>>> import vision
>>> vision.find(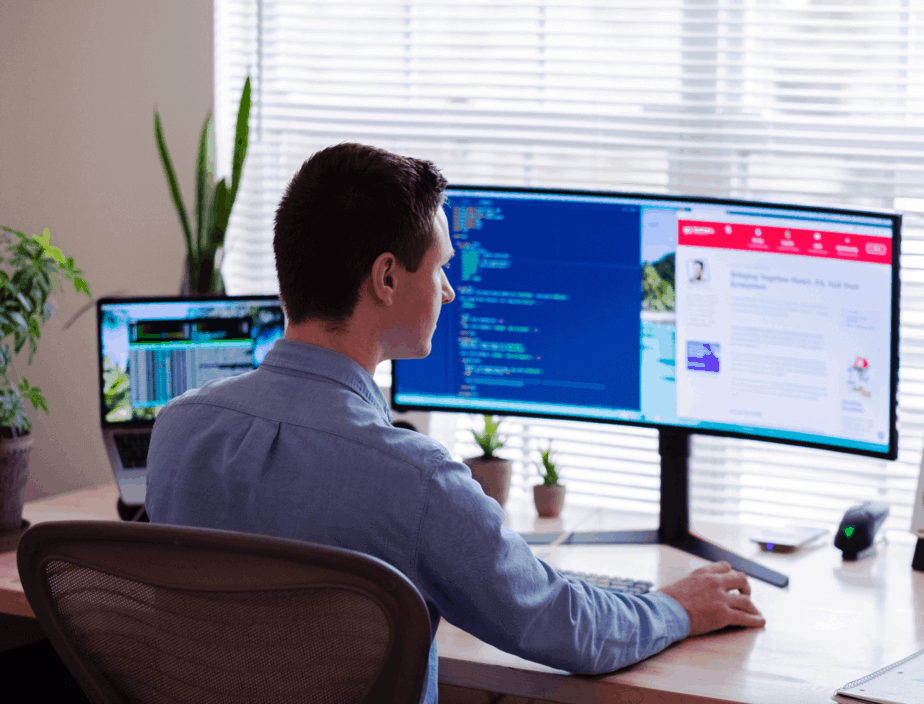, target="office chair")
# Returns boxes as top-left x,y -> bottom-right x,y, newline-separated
17,520 -> 432,704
